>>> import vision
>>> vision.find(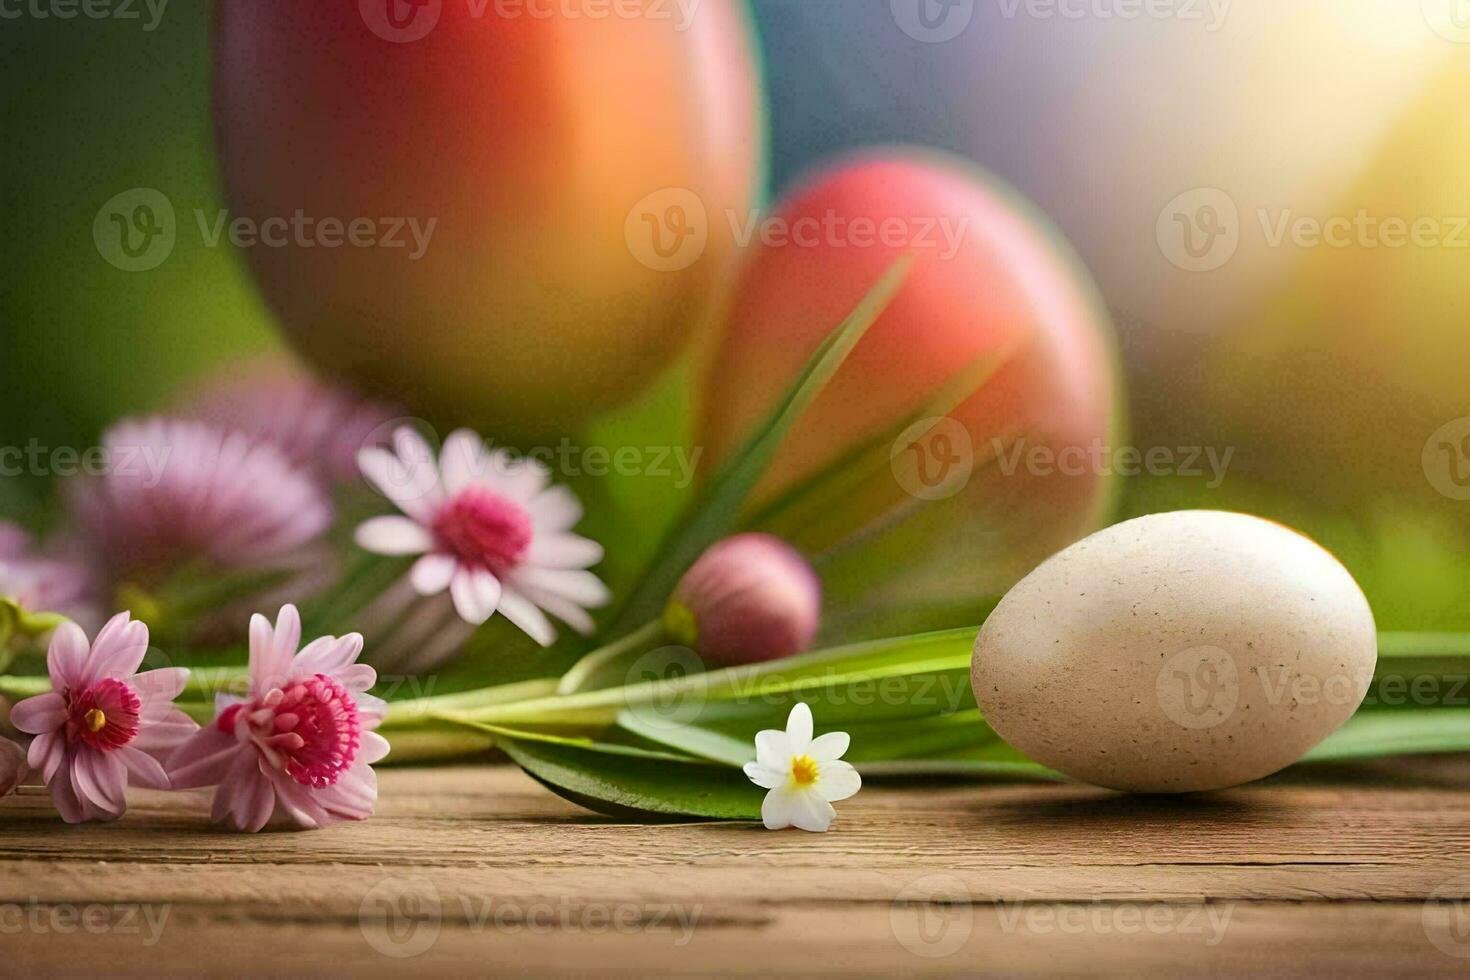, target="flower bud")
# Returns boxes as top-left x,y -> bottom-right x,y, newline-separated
0,738 -> 27,798
665,535 -> 821,666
